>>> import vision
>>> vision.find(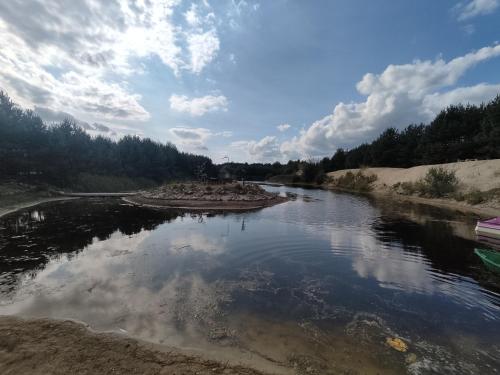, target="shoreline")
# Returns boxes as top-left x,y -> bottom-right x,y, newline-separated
124,182 -> 290,211
0,196 -> 79,219
324,186 -> 499,218
0,315 -> 275,375
325,160 -> 500,218
123,195 -> 289,211
371,191 -> 500,218
1,184 -> 496,221
263,180 -> 499,217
